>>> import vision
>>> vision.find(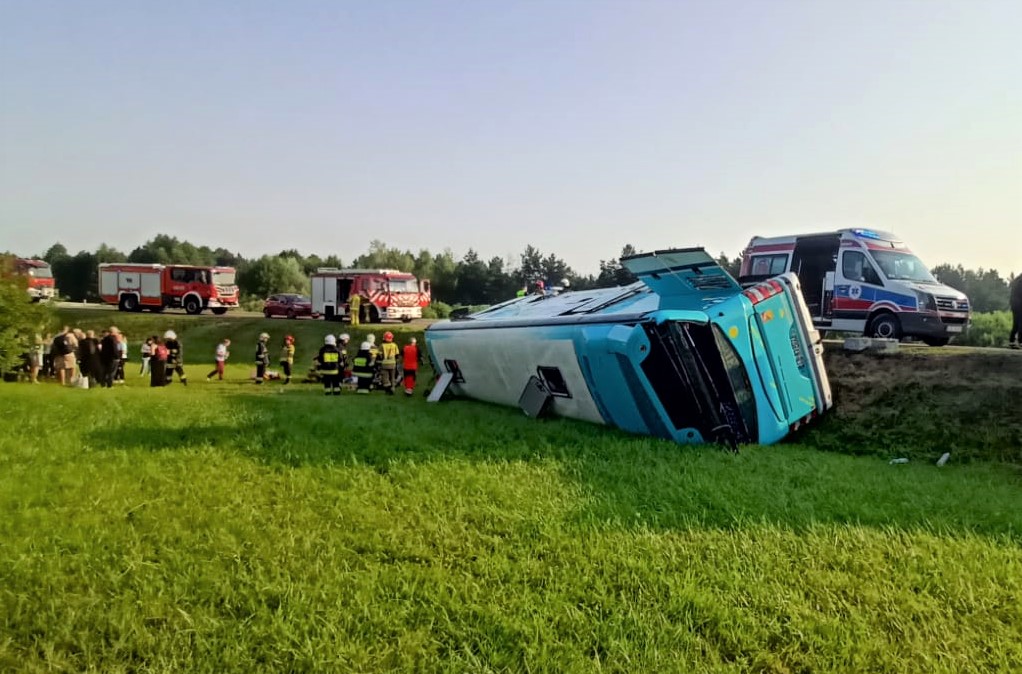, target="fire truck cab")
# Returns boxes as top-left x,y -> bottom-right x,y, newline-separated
99,263 -> 240,314
311,268 -> 430,323
15,259 -> 56,301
